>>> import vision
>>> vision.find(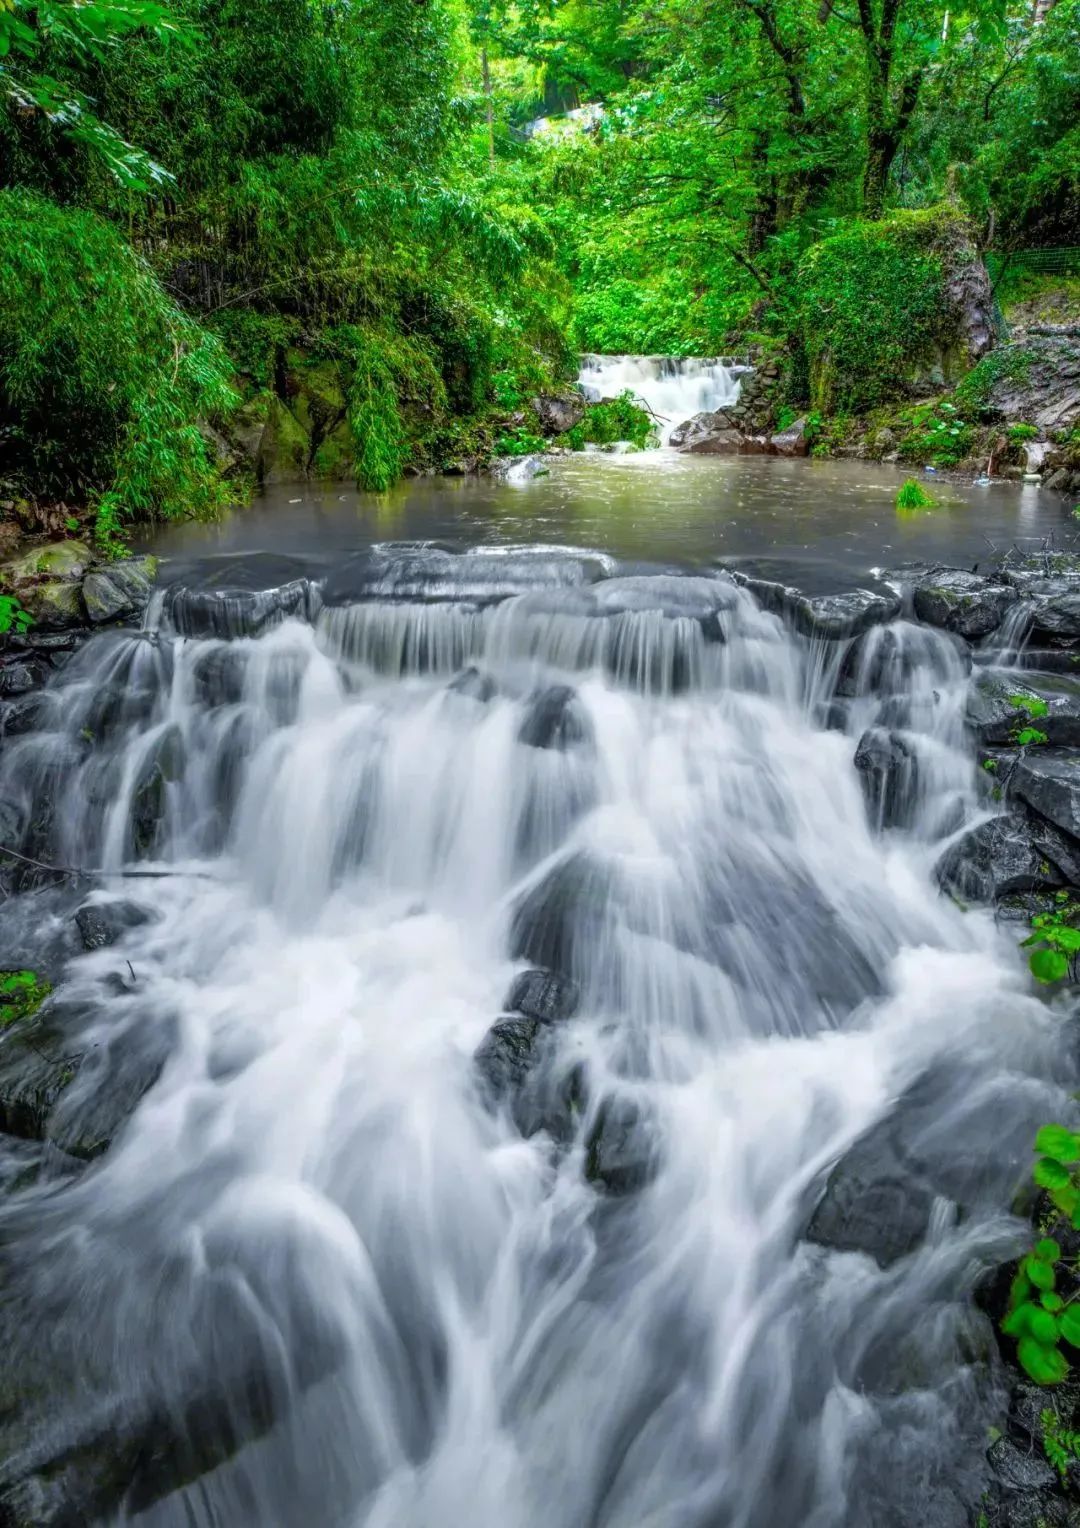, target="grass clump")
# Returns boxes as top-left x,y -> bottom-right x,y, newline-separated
896,477 -> 938,511
0,970 -> 51,1028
